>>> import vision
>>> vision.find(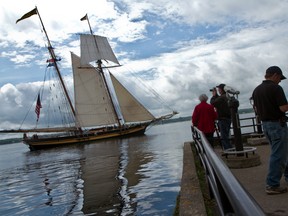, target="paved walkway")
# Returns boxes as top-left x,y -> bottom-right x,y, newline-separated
227,144 -> 288,216
180,142 -> 288,216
